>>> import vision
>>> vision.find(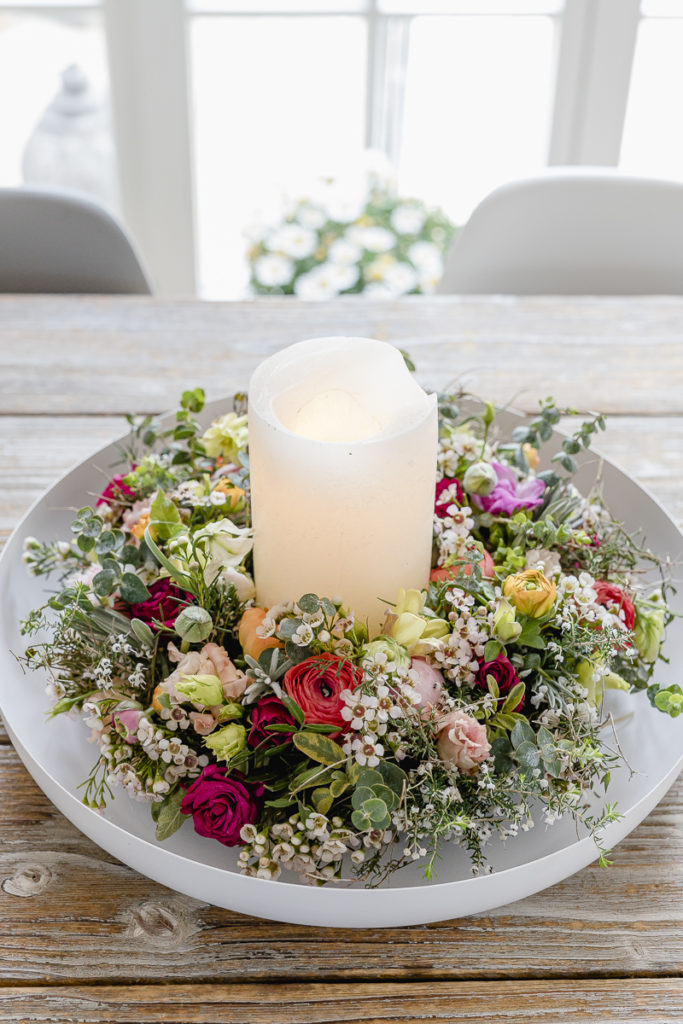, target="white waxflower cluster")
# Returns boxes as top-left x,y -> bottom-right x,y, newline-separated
554,571 -> 628,632
437,430 -> 492,480
136,717 -> 208,784
433,504 -> 476,565
238,814 -> 364,883
433,587 -> 492,688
